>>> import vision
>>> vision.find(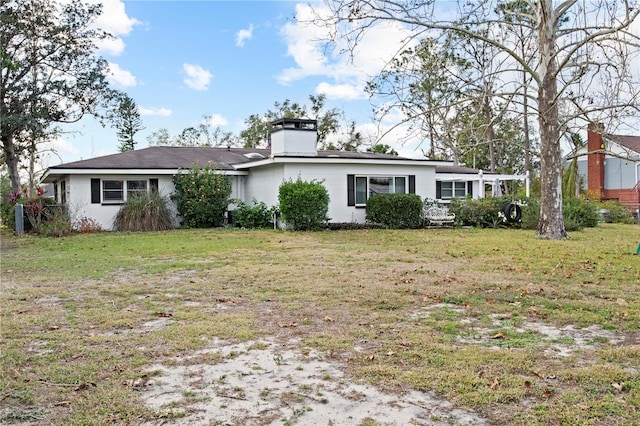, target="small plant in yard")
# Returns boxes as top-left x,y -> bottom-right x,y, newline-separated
74,216 -> 102,233
39,206 -> 72,237
114,191 -> 173,232
595,199 -> 635,224
278,177 -> 329,231
563,196 -> 599,230
173,162 -> 232,228
231,199 -> 277,228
